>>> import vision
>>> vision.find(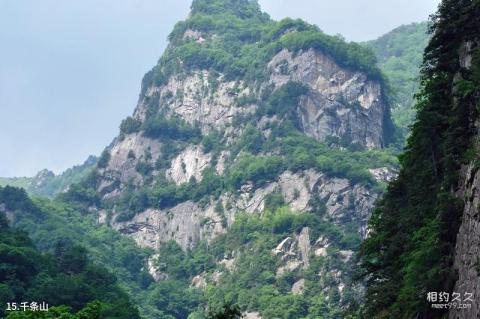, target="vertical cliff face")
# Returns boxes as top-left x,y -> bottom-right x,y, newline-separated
268,48 -> 388,149
450,40 -> 480,319
452,160 -> 480,319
